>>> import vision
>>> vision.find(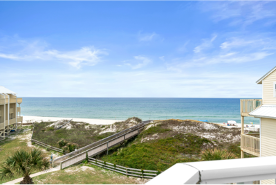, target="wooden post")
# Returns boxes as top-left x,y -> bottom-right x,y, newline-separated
106,143 -> 108,155
241,116 -> 244,158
